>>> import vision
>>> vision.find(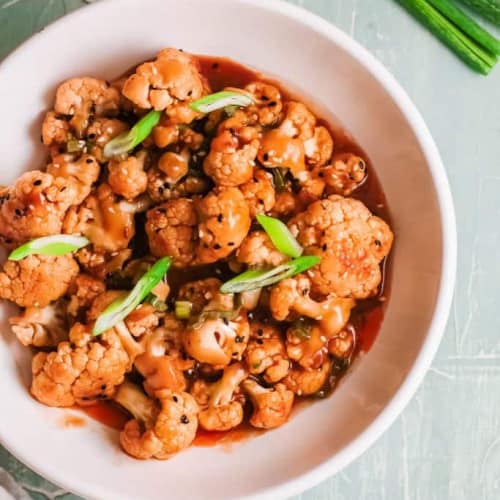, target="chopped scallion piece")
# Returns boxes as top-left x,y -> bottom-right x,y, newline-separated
145,294 -> 168,312
103,110 -> 161,158
8,235 -> 90,261
175,301 -> 193,319
271,168 -> 287,192
189,90 -> 255,114
93,257 -> 171,335
256,214 -> 303,258
220,255 -> 320,294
